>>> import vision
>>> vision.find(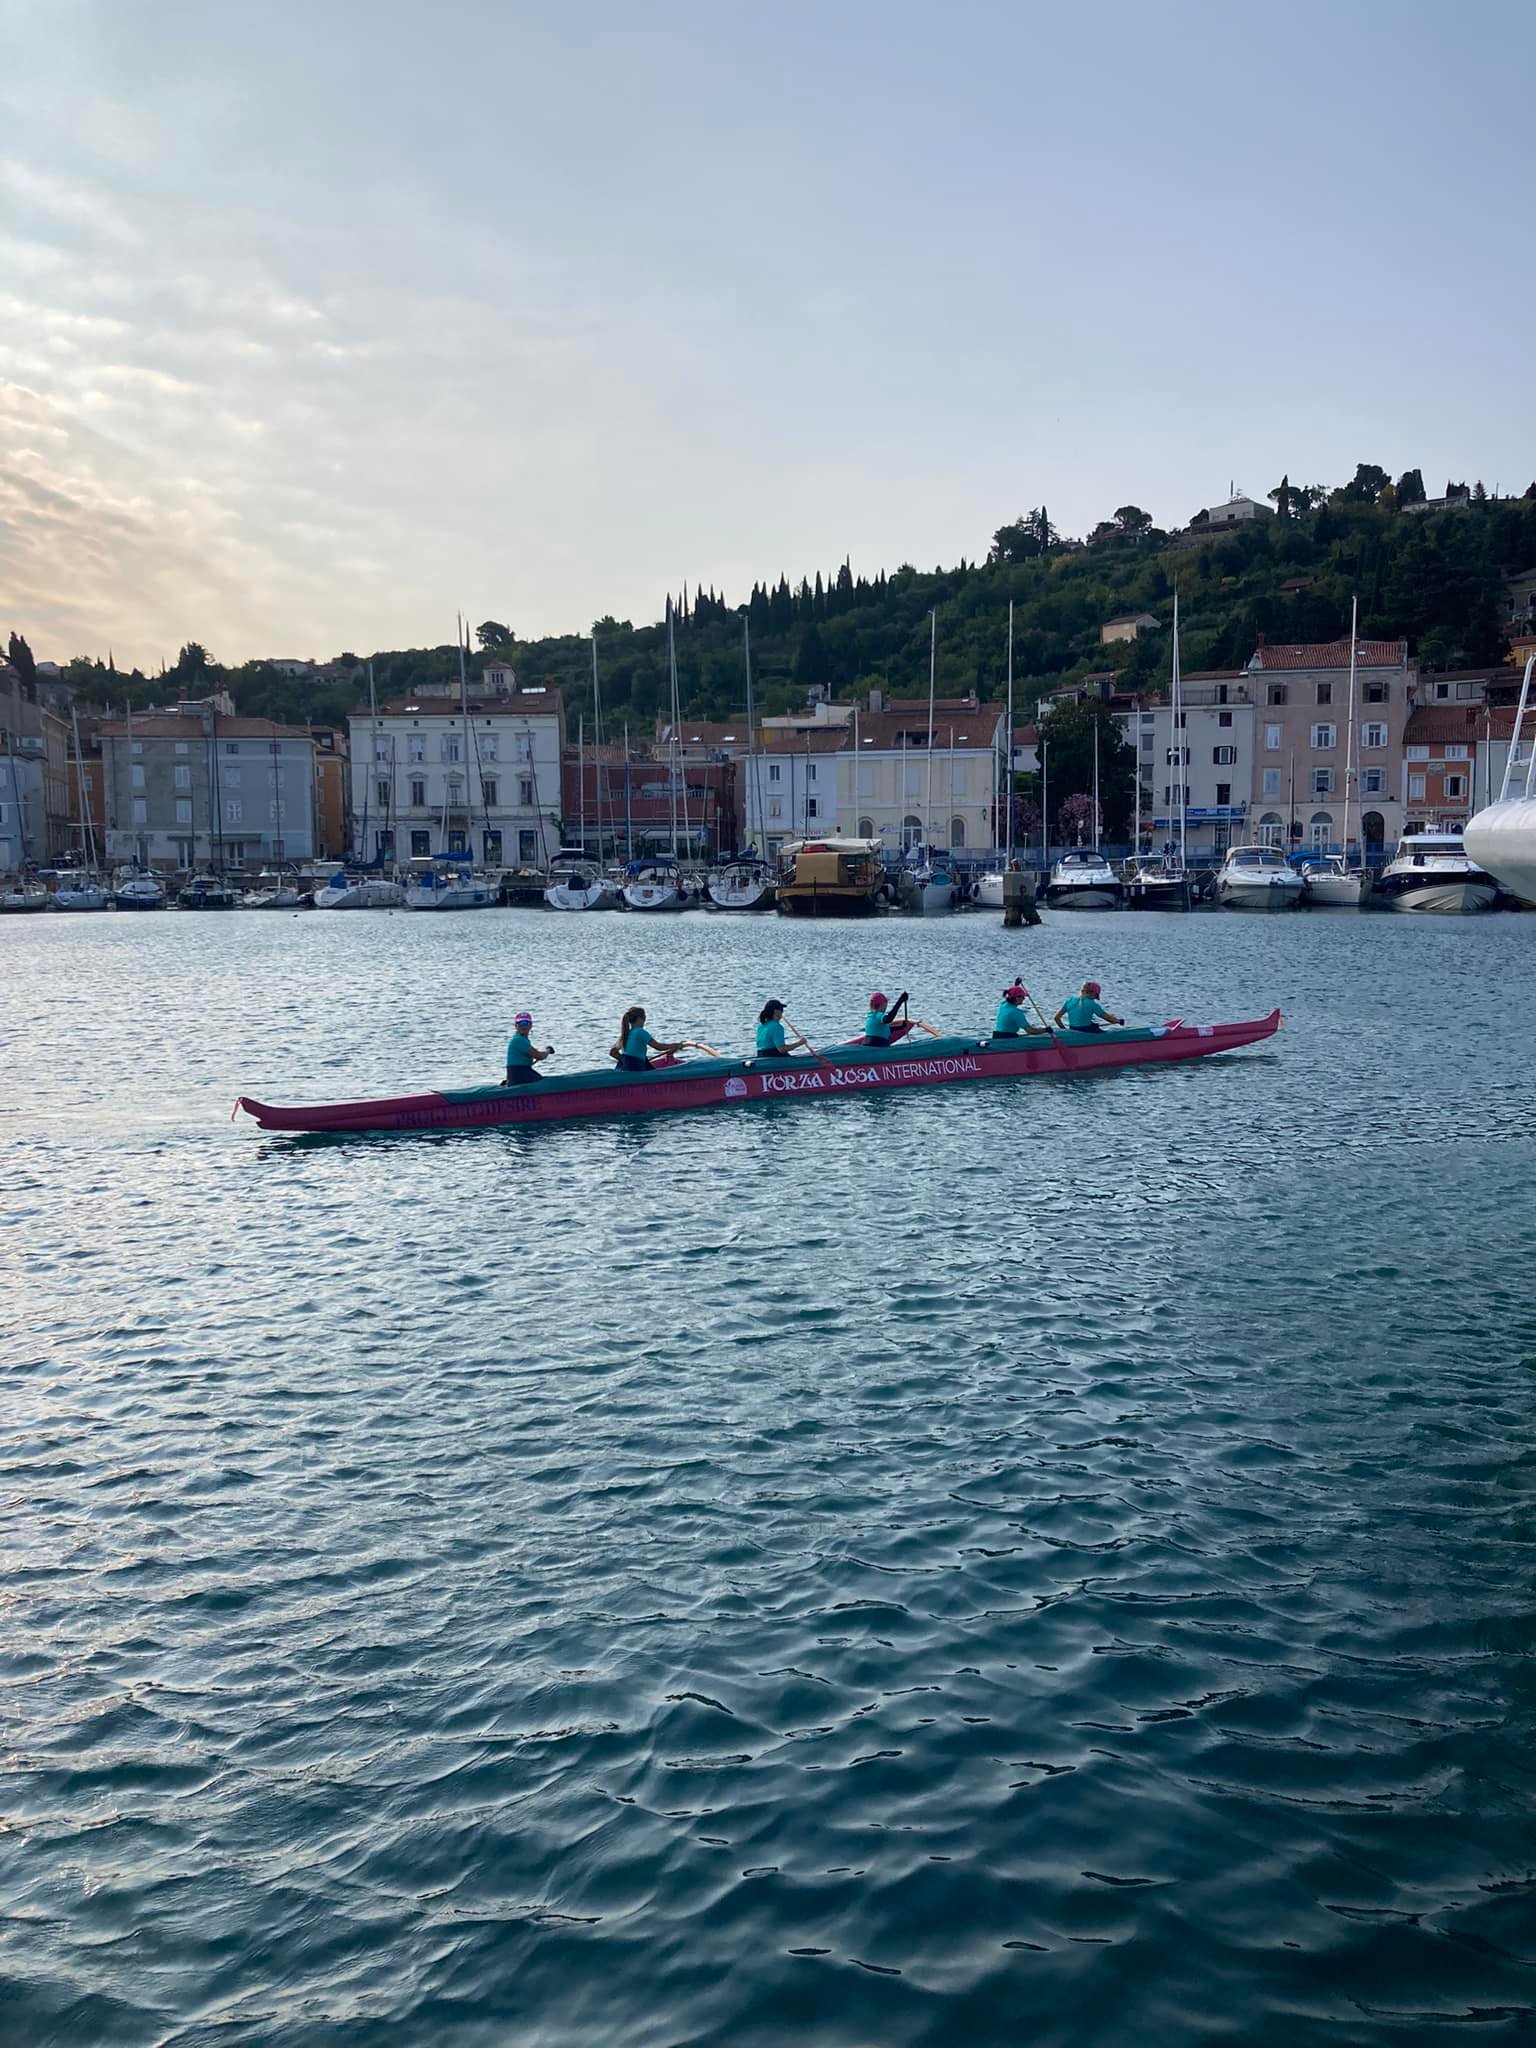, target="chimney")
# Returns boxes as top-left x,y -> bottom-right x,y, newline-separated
868,687 -> 883,712
1256,632 -> 1266,648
